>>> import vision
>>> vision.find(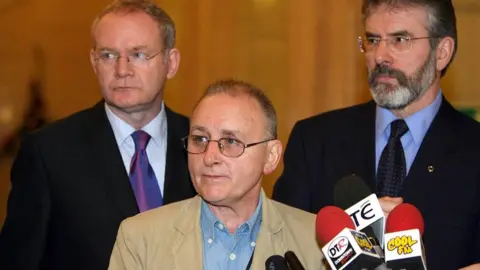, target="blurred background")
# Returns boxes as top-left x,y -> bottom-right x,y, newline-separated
0,0 -> 479,225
